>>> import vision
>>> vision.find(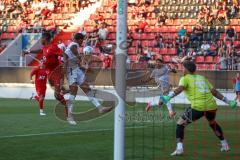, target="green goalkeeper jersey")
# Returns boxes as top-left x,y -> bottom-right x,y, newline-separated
179,74 -> 217,111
